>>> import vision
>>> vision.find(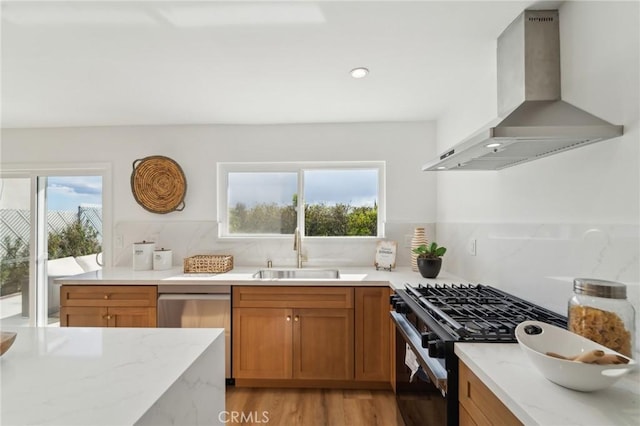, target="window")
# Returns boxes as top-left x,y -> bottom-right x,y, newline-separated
227,171 -> 298,235
218,162 -> 384,238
